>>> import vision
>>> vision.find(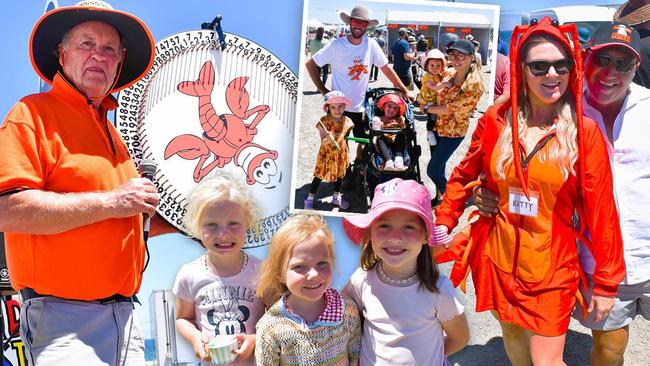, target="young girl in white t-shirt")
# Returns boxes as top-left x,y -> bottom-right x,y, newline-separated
173,173 -> 264,366
342,178 -> 469,365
